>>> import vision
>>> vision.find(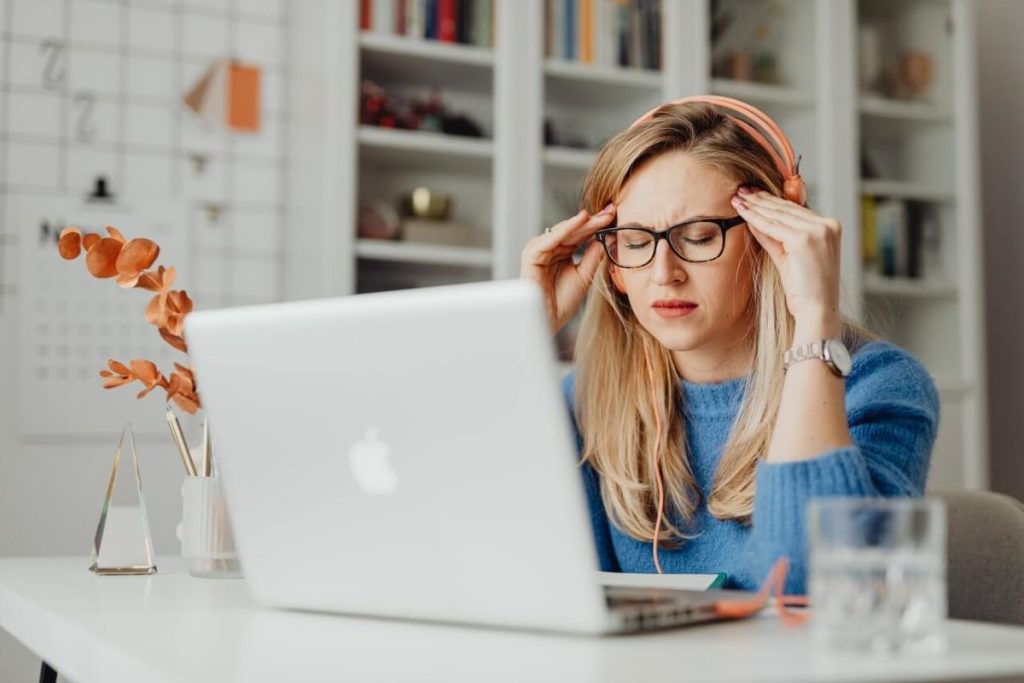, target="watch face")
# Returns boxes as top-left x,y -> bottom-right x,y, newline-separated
826,339 -> 853,376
